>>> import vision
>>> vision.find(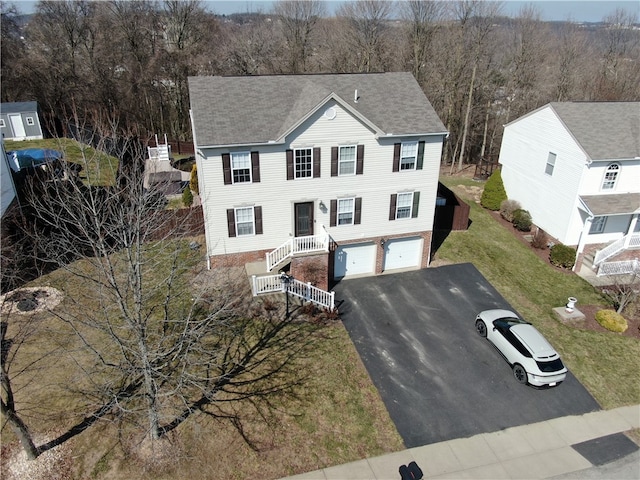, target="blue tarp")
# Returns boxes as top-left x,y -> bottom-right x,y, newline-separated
6,148 -> 63,172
